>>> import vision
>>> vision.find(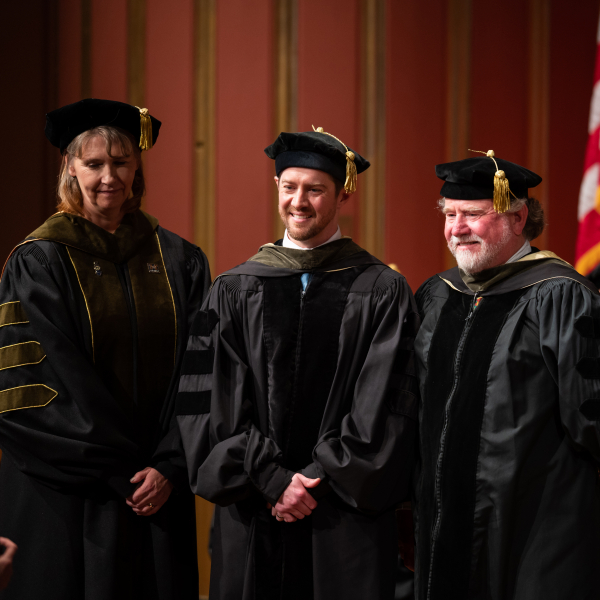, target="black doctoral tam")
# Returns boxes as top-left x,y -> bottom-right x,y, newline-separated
436,155 -> 542,200
45,98 -> 161,152
265,128 -> 370,187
